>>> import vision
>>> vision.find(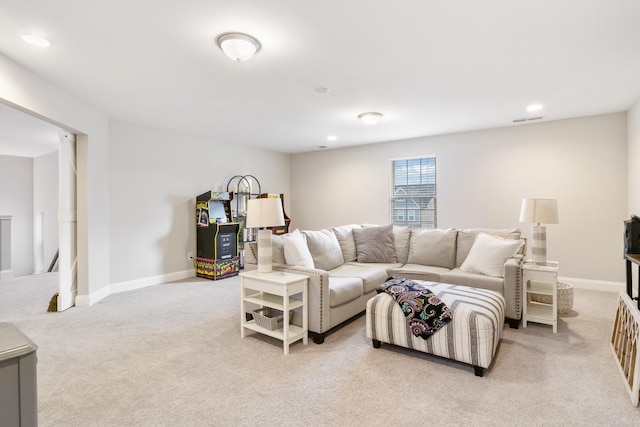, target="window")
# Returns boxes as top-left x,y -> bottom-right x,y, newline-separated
390,156 -> 437,229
